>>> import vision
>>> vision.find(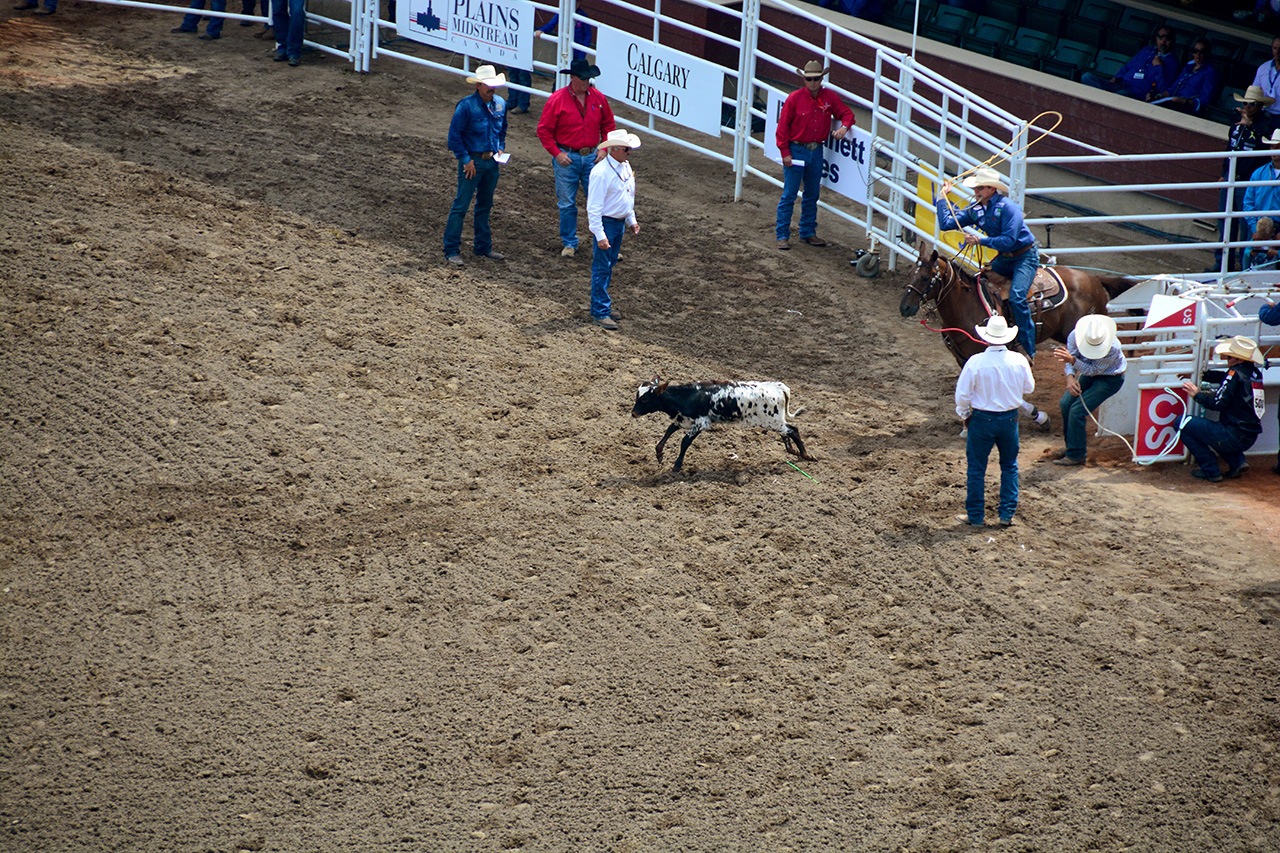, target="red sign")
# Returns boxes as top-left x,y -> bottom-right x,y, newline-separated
1135,387 -> 1188,458
1144,294 -> 1197,330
